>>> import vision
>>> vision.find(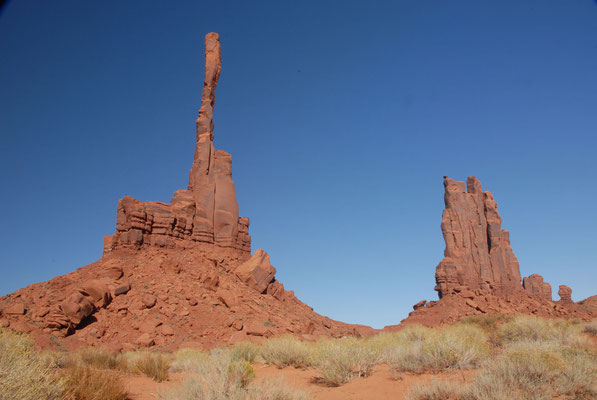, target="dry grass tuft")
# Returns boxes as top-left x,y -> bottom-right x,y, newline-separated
583,321 -> 597,337
312,337 -> 380,386
228,360 -> 256,389
405,379 -> 464,400
0,328 -> 64,400
124,350 -> 170,382
230,342 -> 261,363
382,324 -> 489,375
492,315 -> 587,348
459,314 -> 513,332
260,335 -> 313,369
74,346 -> 125,370
62,365 -> 128,400
170,347 -> 211,372
160,348 -> 305,400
